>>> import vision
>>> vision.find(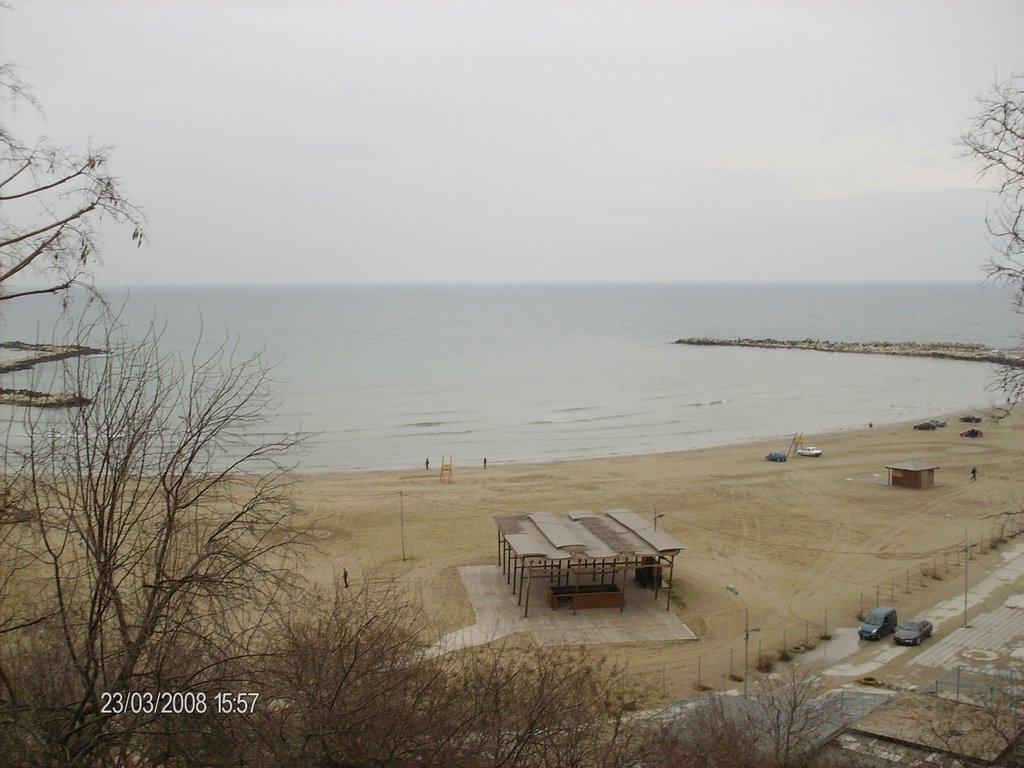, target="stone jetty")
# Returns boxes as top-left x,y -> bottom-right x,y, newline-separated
0,388 -> 90,407
0,342 -> 105,407
0,342 -> 106,375
673,337 -> 1024,367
